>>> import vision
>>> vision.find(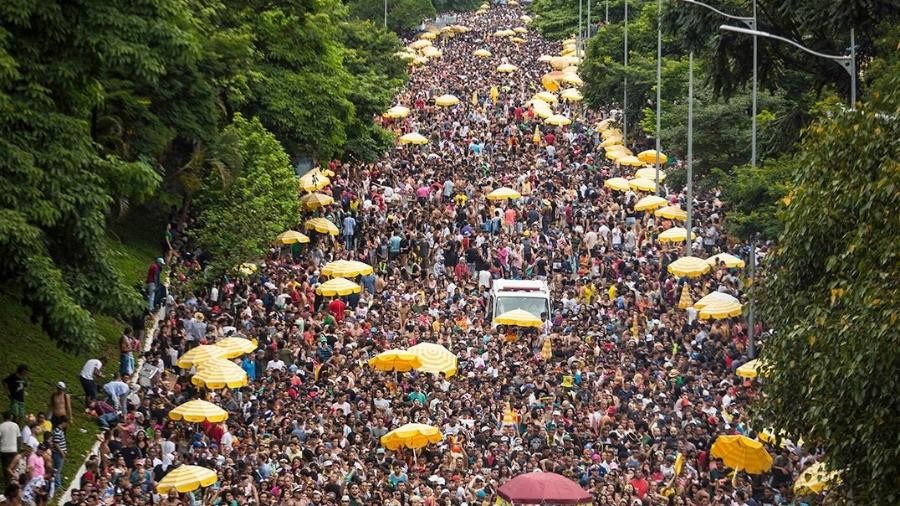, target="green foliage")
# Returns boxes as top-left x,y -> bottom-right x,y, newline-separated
195,114 -> 300,275
754,98 -> 900,505
348,0 -> 436,35
715,157 -> 793,241
529,0 -> 579,41
432,0 -> 481,13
